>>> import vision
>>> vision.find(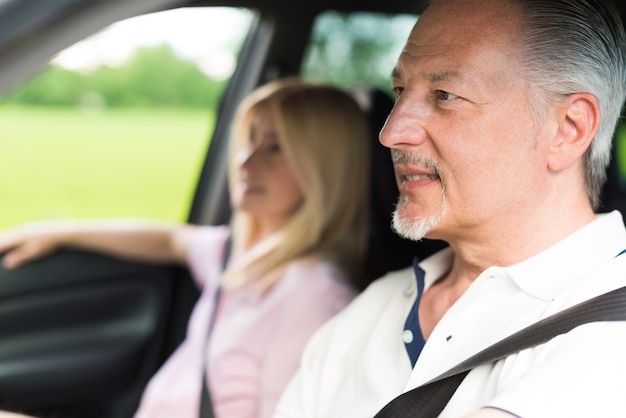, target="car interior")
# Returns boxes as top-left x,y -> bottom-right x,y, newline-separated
0,0 -> 625,417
